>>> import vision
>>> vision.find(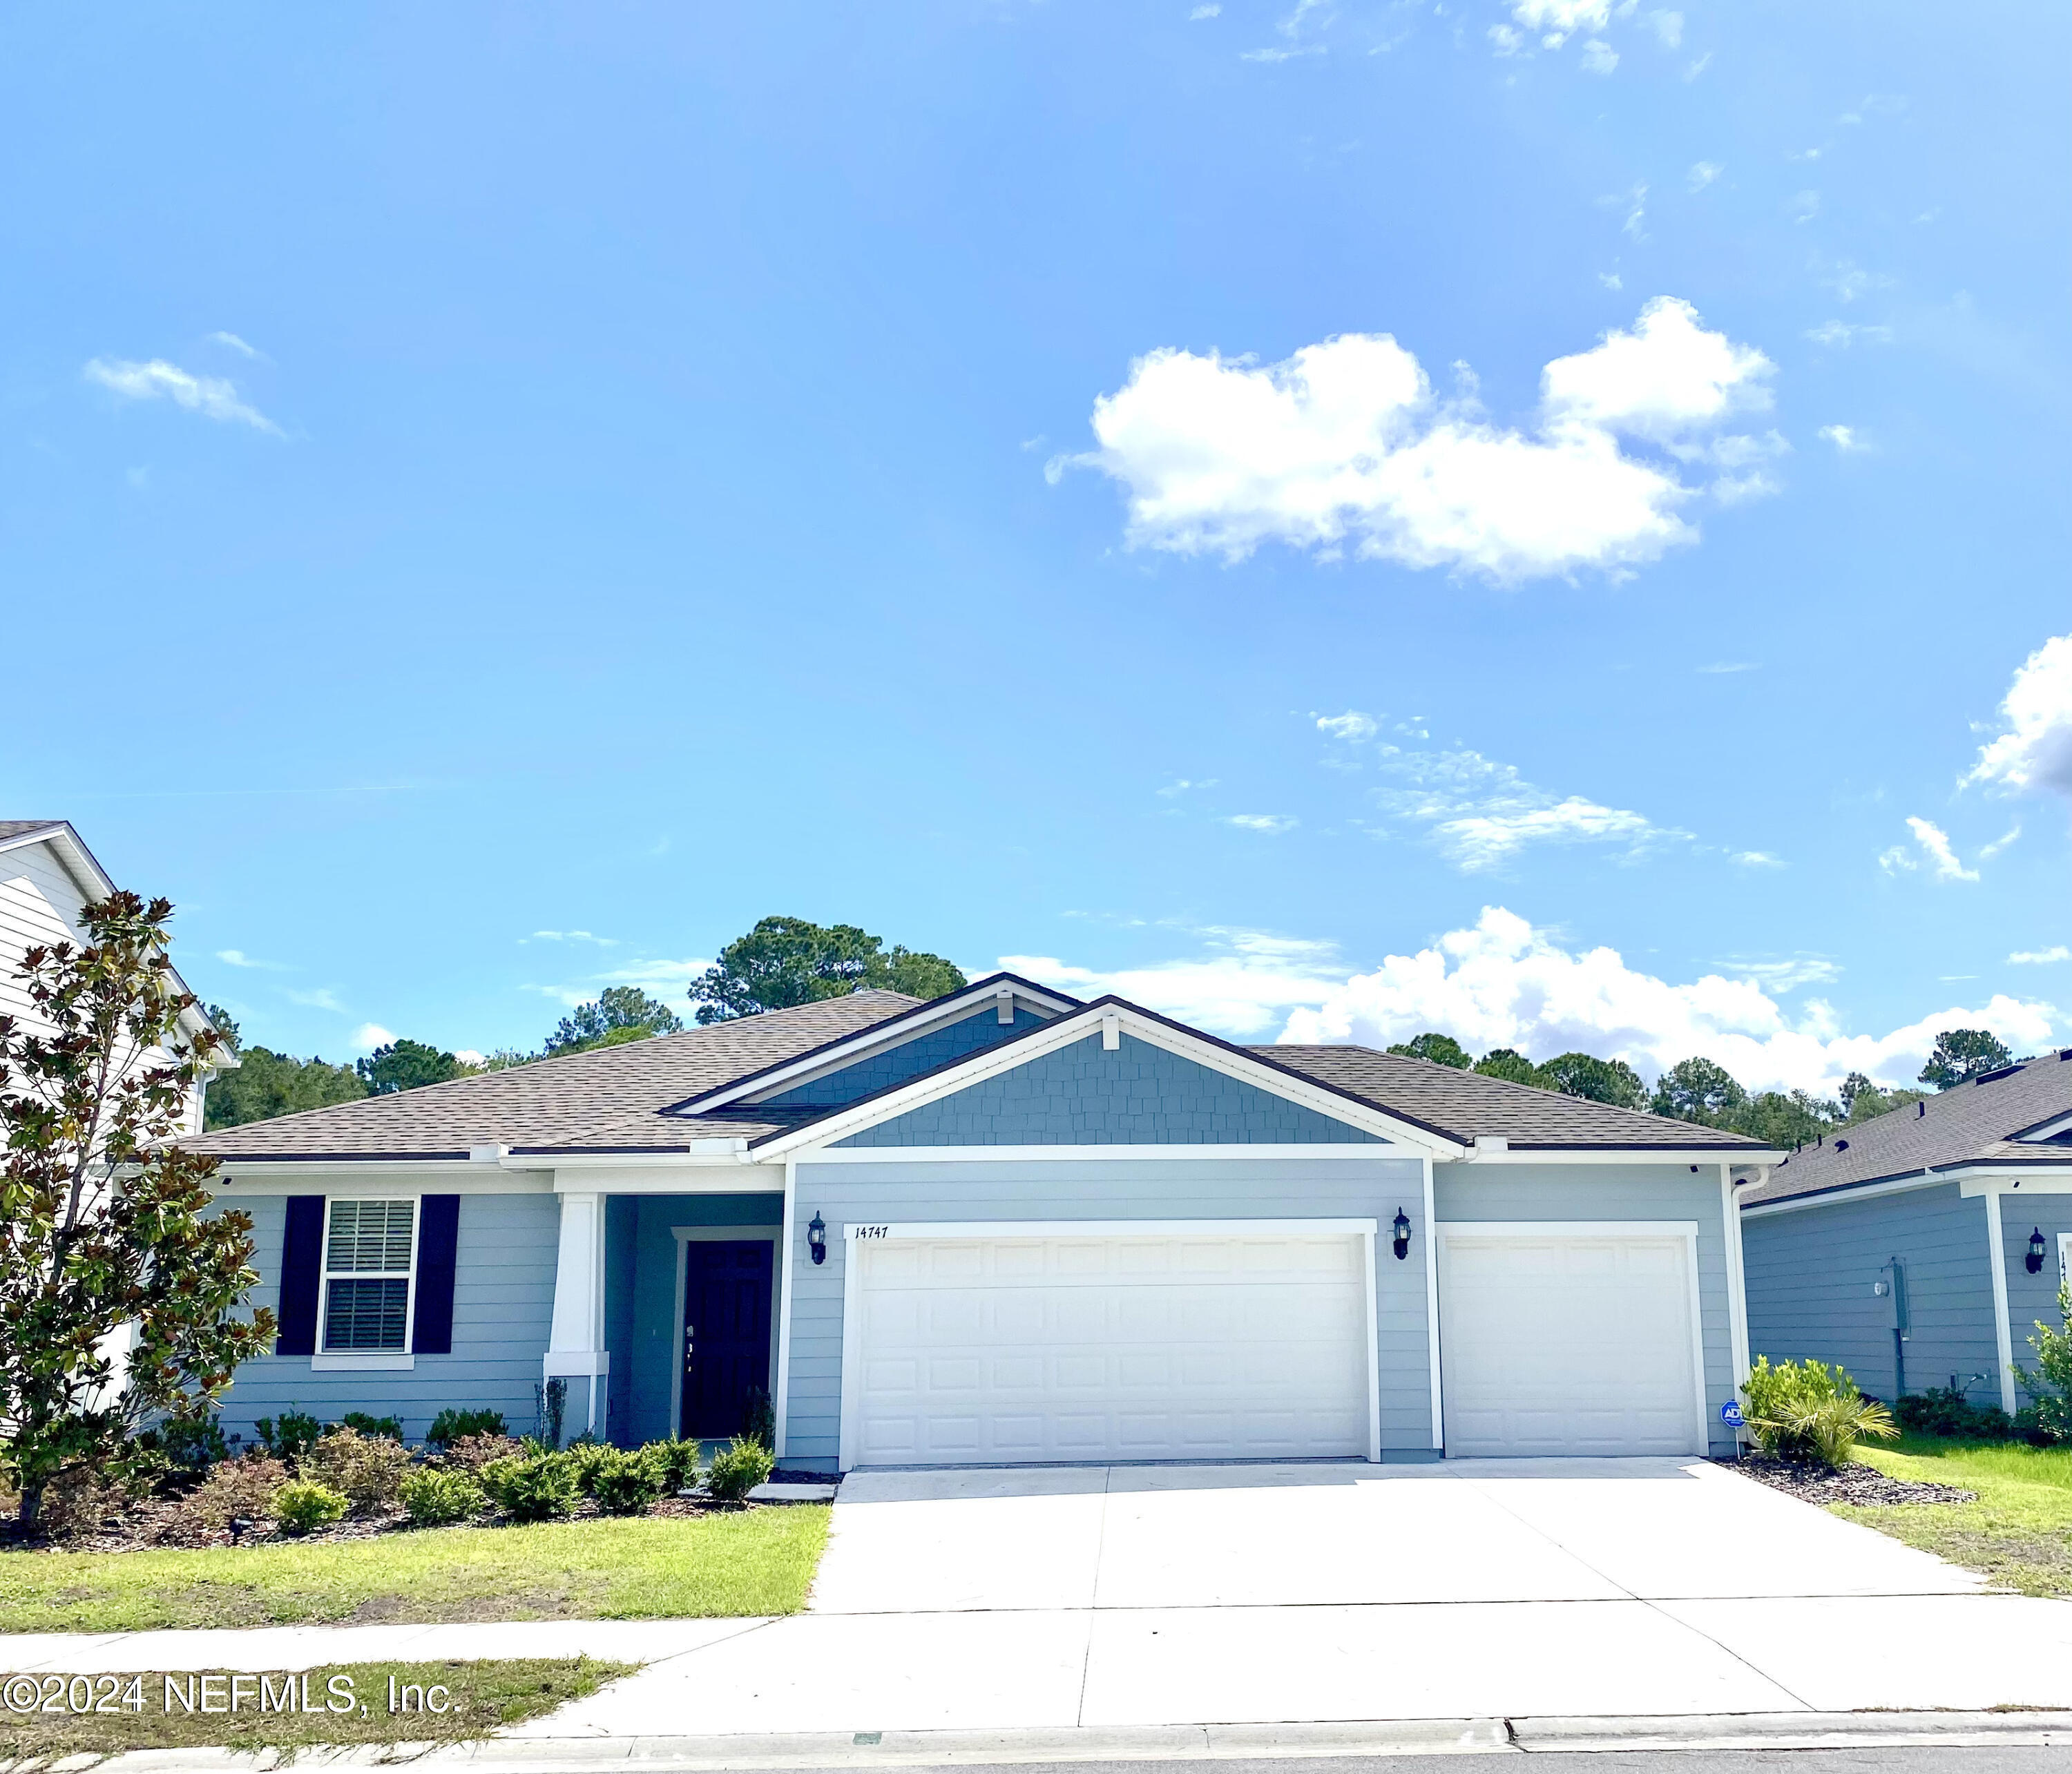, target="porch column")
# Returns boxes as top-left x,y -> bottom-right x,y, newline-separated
546,1188 -> 611,1437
